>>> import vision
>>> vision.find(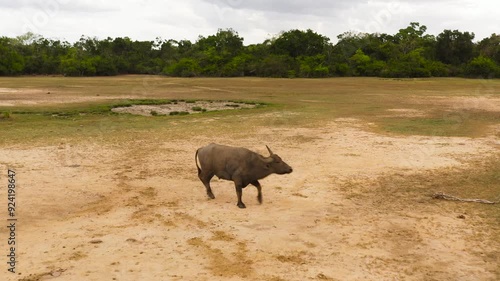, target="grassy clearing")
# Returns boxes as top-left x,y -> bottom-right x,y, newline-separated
1,76 -> 499,279
379,109 -> 500,137
1,76 -> 499,145
8,99 -> 174,116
